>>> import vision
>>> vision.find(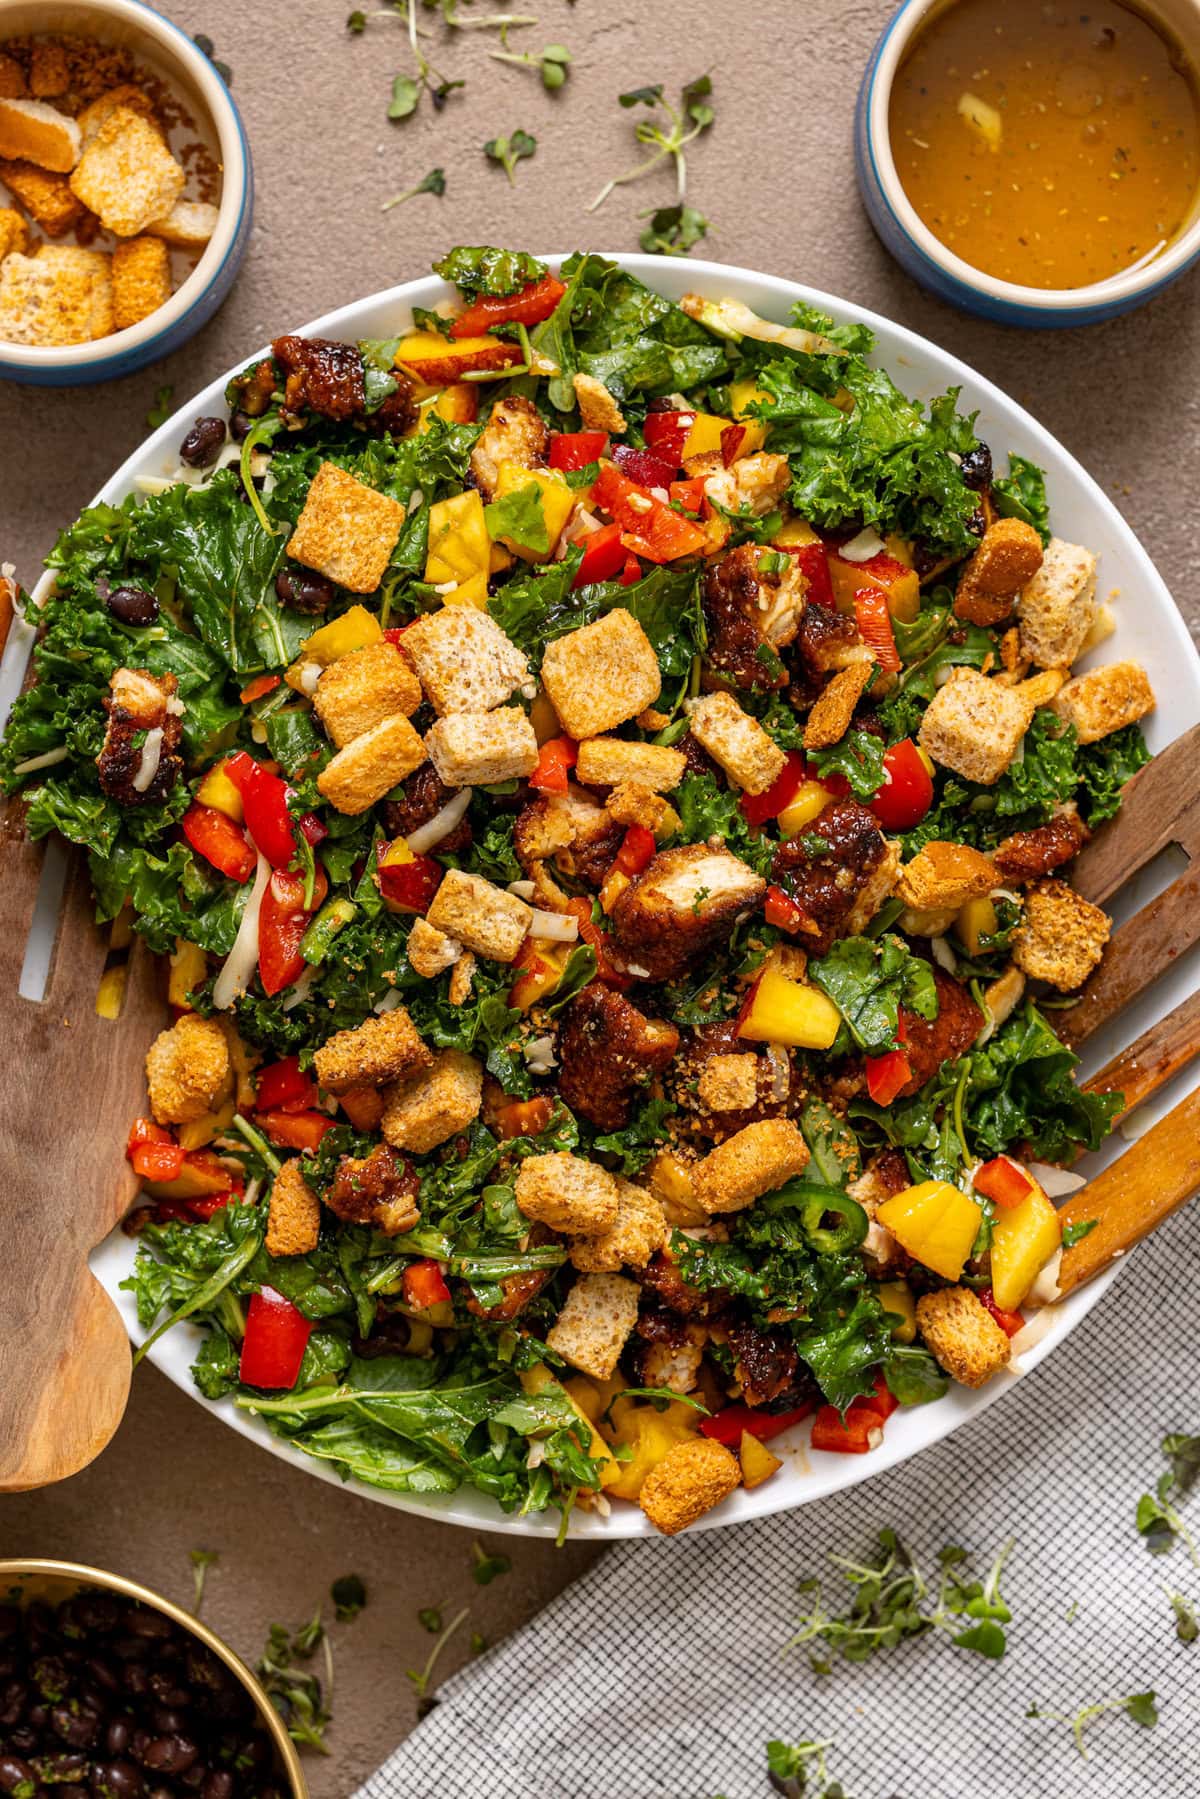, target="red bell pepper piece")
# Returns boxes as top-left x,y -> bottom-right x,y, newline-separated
979,1287 -> 1025,1337
254,1055 -> 318,1115
449,272 -> 566,339
298,811 -> 328,846
780,541 -> 836,610
383,624 -> 414,645
239,673 -> 281,705
868,1370 -> 900,1420
973,1156 -> 1034,1210
572,521 -> 627,589
810,1372 -> 897,1454
549,429 -> 609,471
593,463 -> 707,565
529,735 -> 578,795
239,1287 -> 313,1390
740,750 -> 807,827
865,1046 -> 911,1107
853,588 -> 902,674
668,476 -> 708,515
614,823 -> 656,877
402,1258 -> 452,1309
181,803 -> 257,884
870,738 -> 934,833
619,554 -> 643,586
764,885 -> 806,934
224,751 -> 300,868
720,422 -> 746,467
376,851 -> 444,915
612,444 -> 678,491
642,409 -> 696,465
187,1192 -> 237,1222
257,1108 -> 337,1152
258,866 -> 329,997
128,1116 -> 172,1152
700,1401 -> 814,1446
129,1136 -> 185,1183
563,897 -> 631,990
